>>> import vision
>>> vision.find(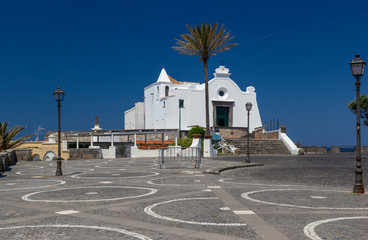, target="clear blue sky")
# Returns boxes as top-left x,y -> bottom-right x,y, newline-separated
1,0 -> 368,146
